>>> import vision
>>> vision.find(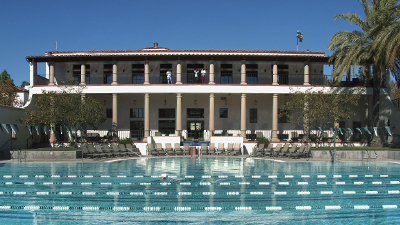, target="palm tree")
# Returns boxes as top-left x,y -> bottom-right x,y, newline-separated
328,0 -> 400,146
